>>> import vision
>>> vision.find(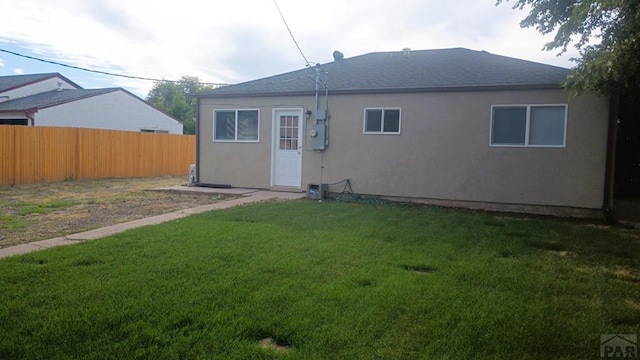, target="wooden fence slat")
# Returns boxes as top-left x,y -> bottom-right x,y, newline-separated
0,126 -> 195,186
